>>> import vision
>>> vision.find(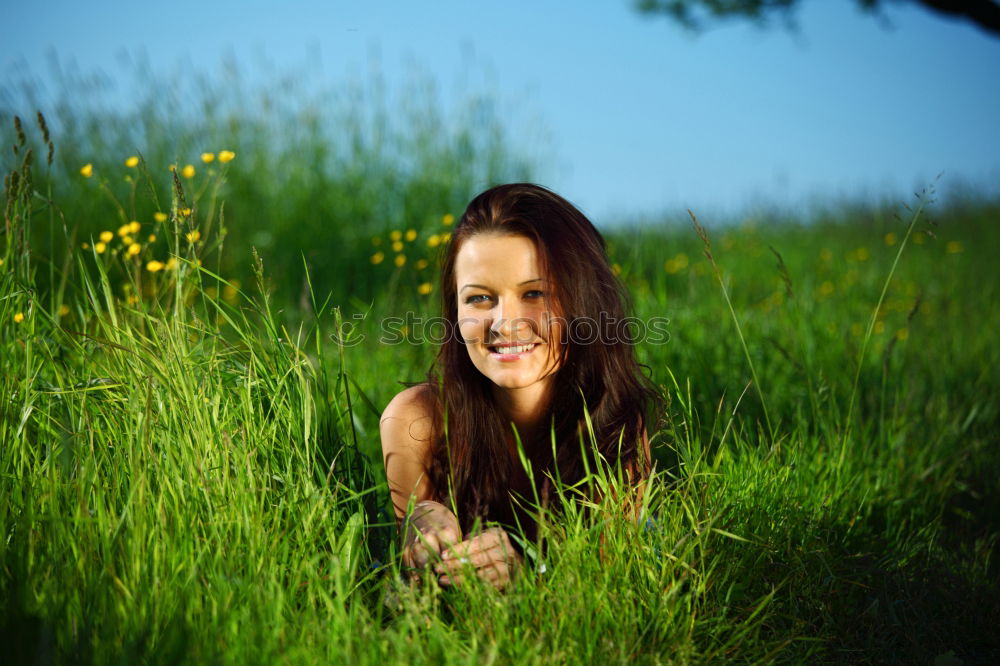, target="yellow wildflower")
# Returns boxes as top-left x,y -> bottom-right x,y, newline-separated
884,232 -> 897,246
99,231 -> 114,243
611,263 -> 622,276
80,163 -> 93,178
125,156 -> 139,168
154,212 -> 168,223
127,243 -> 141,257
392,241 -> 404,252
59,305 -> 70,317
370,252 -> 385,265
223,281 -> 240,304
186,230 -> 201,243
179,207 -> 192,217
146,260 -> 165,273
218,150 -> 236,163
427,234 -> 441,248
389,230 -> 402,242
148,234 -> 157,242
946,241 -> 963,254
117,223 -> 131,237
442,232 -> 452,242
394,254 -> 406,267
442,213 -> 454,226
418,282 -> 433,295
81,242 -> 90,250
415,259 -> 429,270
181,164 -> 195,179
201,152 -> 216,163
405,229 -> 417,242
165,258 -> 178,271
129,220 -> 141,234
95,242 -> 107,254
664,253 -> 689,274
896,328 -> 909,341
14,312 -> 25,323
122,236 -> 133,245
